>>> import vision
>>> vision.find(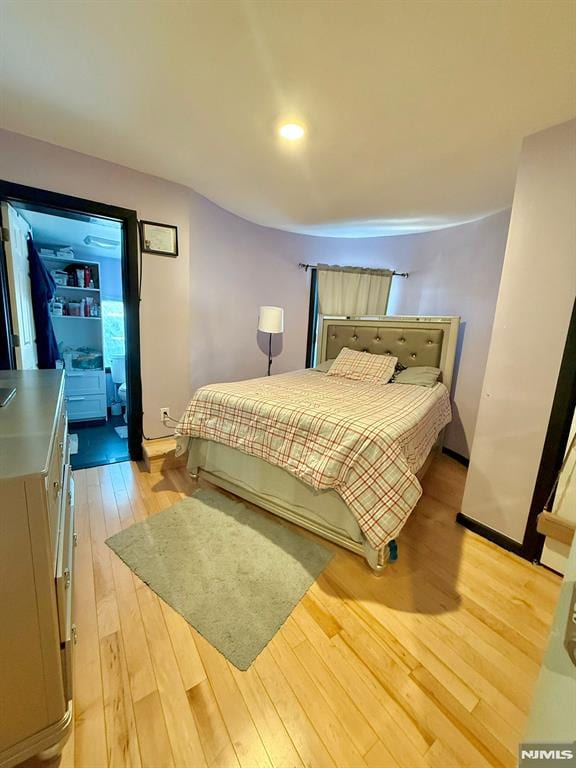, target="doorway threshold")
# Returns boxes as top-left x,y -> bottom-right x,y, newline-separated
70,414 -> 130,470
